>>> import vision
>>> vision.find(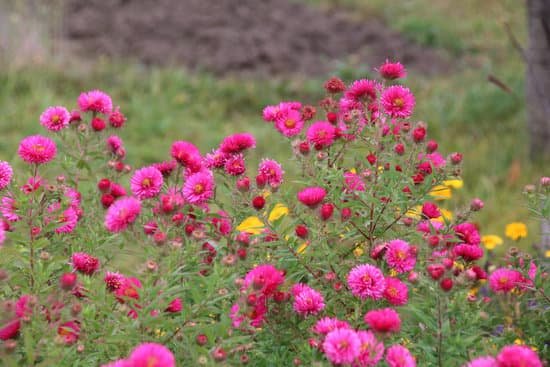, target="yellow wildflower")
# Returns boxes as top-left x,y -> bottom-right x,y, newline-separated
505,222 -> 528,240
297,242 -> 309,254
481,235 -> 503,250
236,216 -> 264,234
443,179 -> 463,189
513,338 -> 525,345
433,208 -> 453,223
429,185 -> 452,200
545,250 -> 550,258
268,203 -> 289,222
405,205 -> 422,220
353,246 -> 364,257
